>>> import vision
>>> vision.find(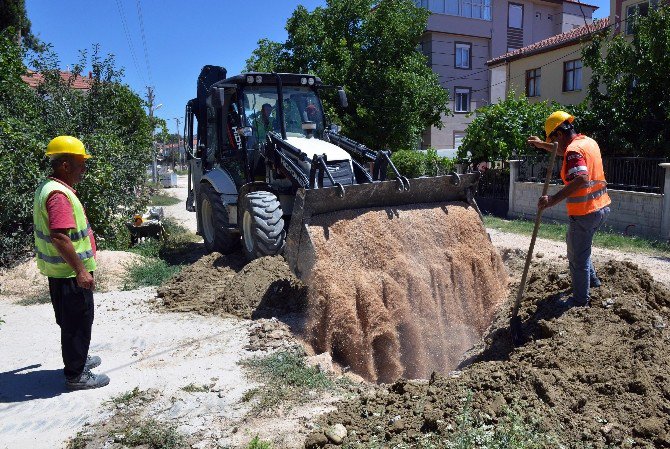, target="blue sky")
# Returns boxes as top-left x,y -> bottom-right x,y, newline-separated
26,0 -> 609,130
